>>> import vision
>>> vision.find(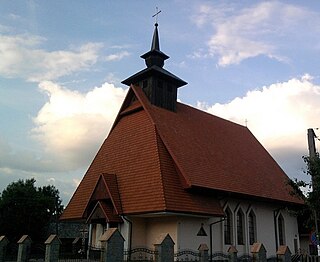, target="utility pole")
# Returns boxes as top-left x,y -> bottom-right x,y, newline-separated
307,128 -> 319,254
